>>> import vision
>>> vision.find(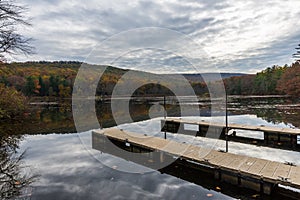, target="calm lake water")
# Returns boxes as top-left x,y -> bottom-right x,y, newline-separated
1,96 -> 300,199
